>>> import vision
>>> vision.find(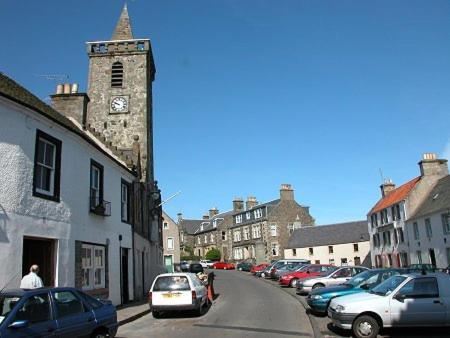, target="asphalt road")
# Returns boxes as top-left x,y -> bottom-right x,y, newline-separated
116,269 -> 314,338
